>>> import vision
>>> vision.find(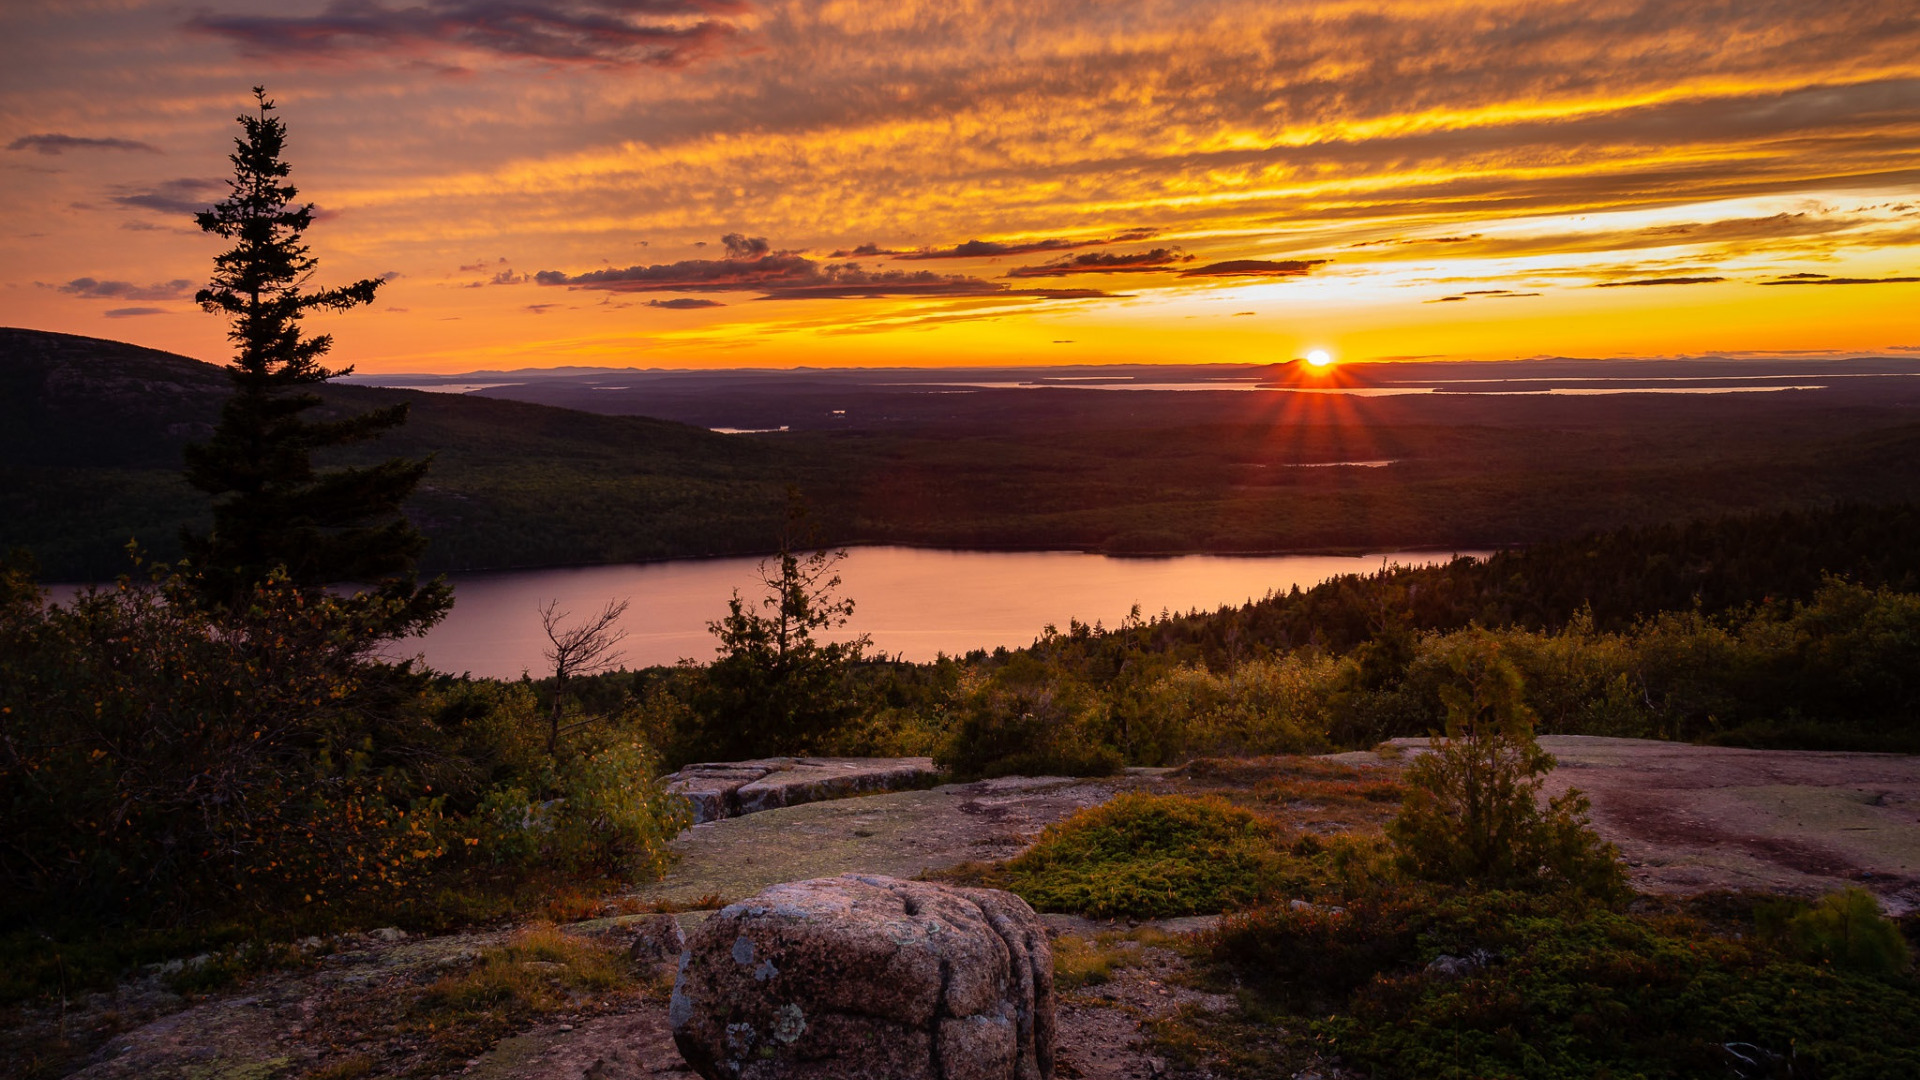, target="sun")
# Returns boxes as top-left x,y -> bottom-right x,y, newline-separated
1306,349 -> 1334,368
